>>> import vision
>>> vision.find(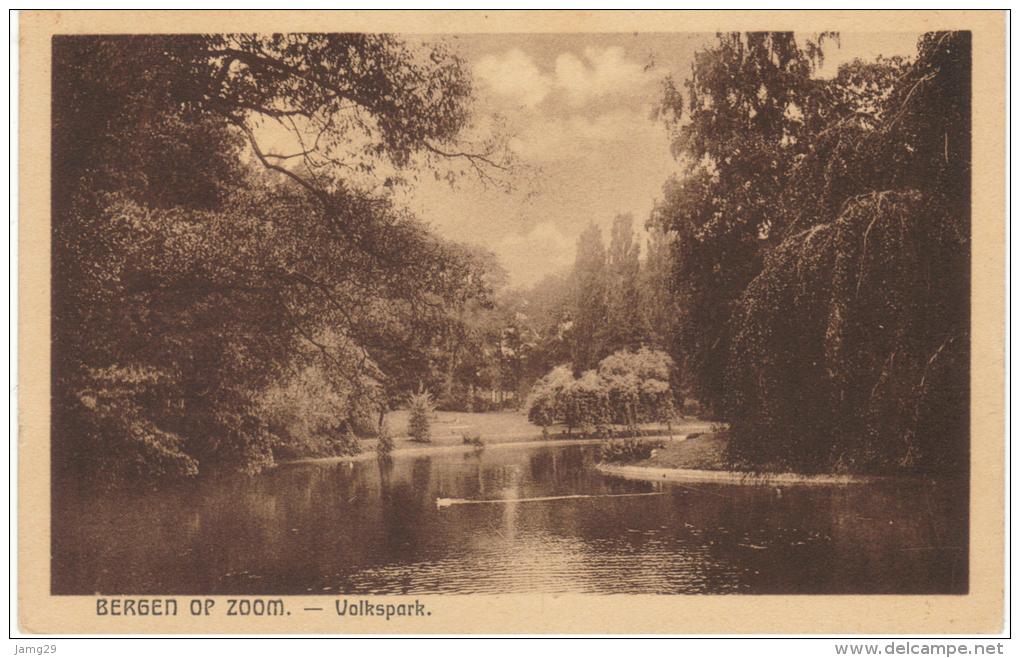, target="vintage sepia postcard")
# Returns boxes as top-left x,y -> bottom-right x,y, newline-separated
16,10 -> 1006,635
